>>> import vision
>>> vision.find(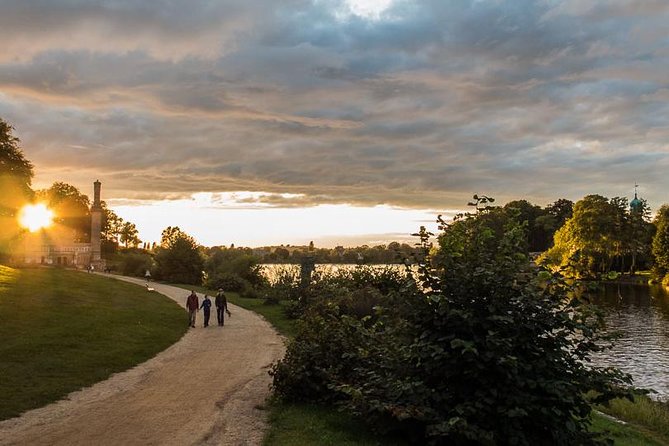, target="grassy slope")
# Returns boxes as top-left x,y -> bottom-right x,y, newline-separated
0,266 -> 187,420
